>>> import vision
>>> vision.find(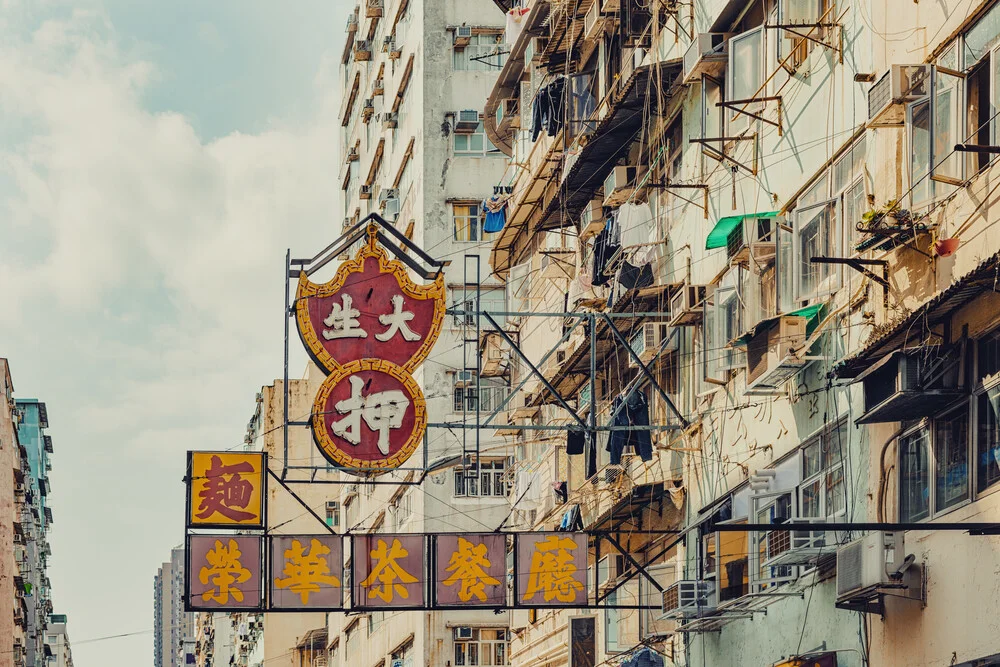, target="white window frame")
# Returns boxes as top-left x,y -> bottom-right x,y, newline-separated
454,459 -> 511,498
726,26 -> 766,137
451,287 -> 506,328
325,501 -> 341,528
454,121 -> 500,156
453,32 -> 507,71
451,373 -> 510,415
454,628 -> 510,666
792,198 -> 840,303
